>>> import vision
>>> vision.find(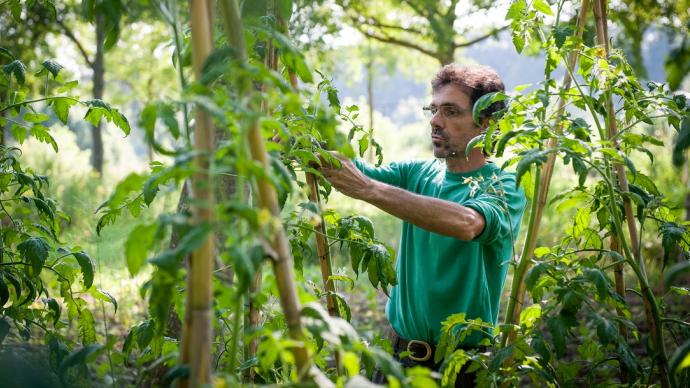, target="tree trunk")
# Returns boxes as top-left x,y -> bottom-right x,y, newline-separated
91,11 -> 105,174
